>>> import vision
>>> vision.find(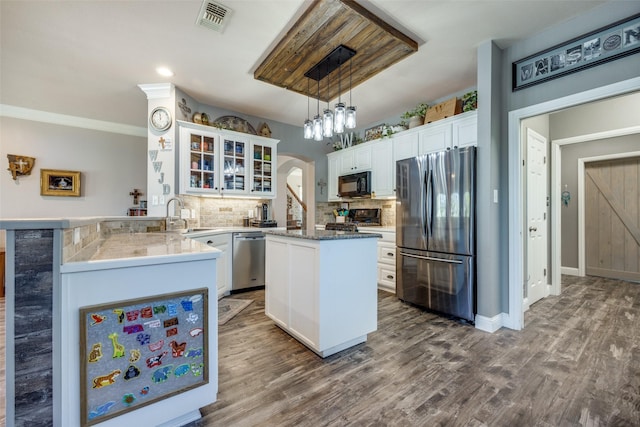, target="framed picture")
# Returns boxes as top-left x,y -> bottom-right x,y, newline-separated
79,288 -> 209,426
512,13 -> 640,91
364,124 -> 384,142
40,169 -> 81,197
